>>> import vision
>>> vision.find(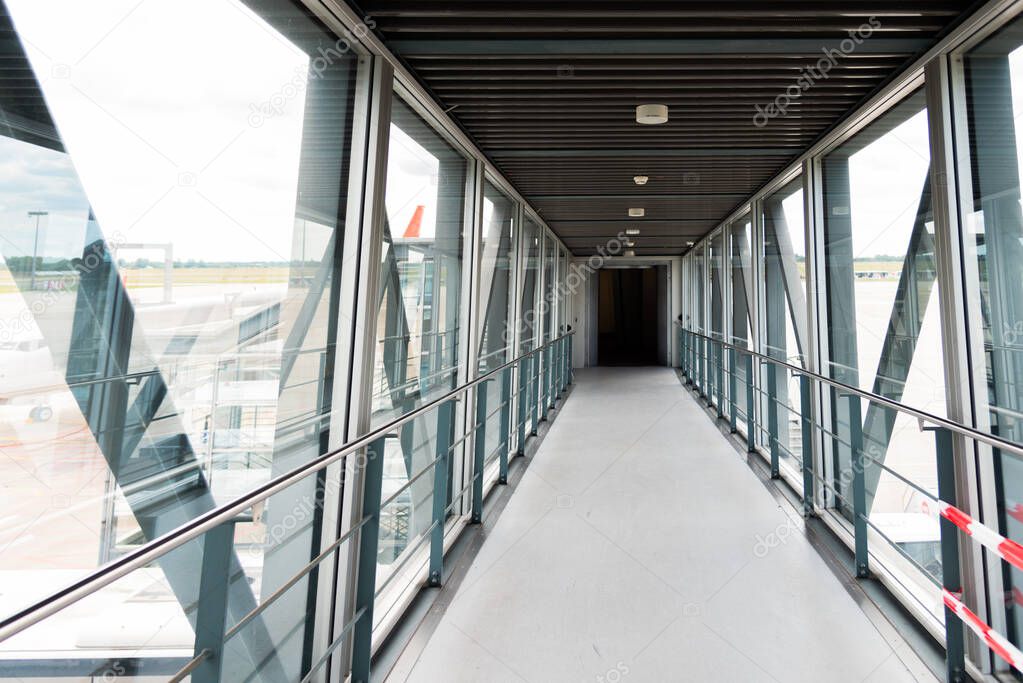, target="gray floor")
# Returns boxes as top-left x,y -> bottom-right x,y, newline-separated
389,367 -> 932,683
